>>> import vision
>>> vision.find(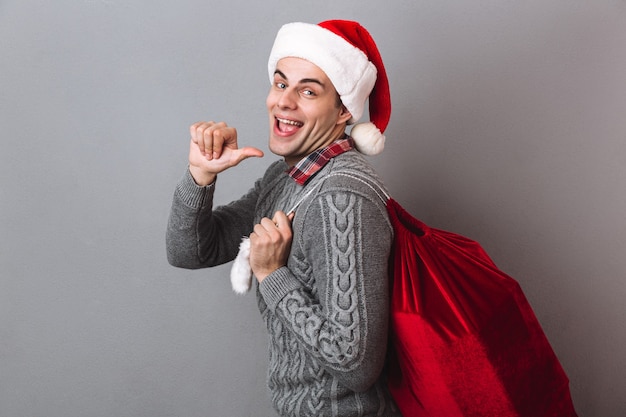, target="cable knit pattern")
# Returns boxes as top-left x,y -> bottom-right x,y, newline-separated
166,150 -> 401,417
321,193 -> 361,367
